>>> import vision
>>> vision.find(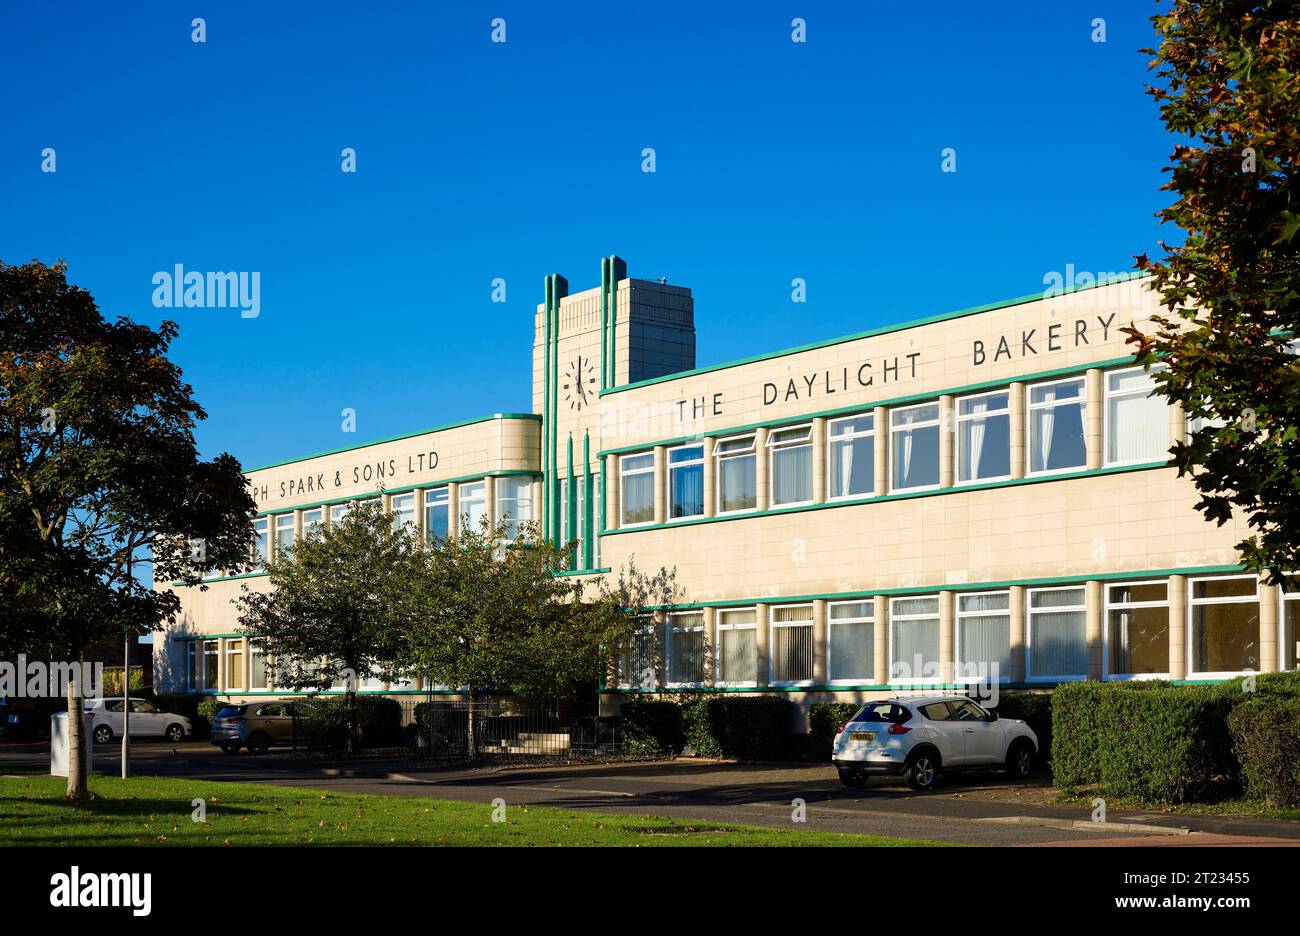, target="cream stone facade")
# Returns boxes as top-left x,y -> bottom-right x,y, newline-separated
157,258 -> 1300,714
